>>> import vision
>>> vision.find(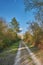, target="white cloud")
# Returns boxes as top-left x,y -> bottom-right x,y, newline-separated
19,28 -> 23,31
